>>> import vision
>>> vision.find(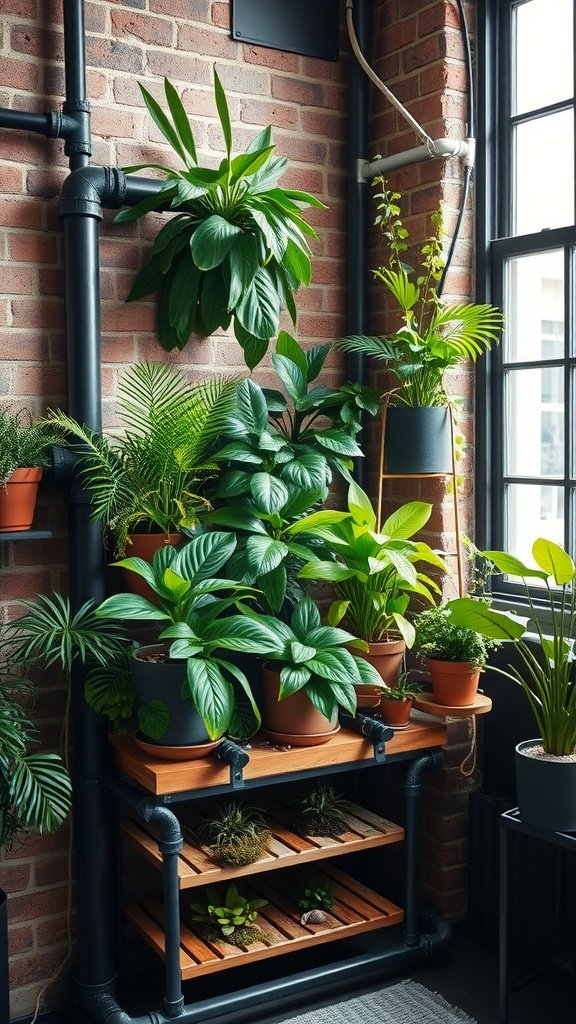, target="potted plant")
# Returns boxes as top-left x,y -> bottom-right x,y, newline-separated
253,594 -> 382,744
115,71 -> 324,368
380,672 -> 423,727
447,538 -> 576,831
298,875 -> 334,925
198,801 -> 271,867
47,361 -> 237,561
415,604 -> 500,707
0,405 -> 64,532
95,531 -> 285,749
338,179 -> 503,473
298,481 -> 447,686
